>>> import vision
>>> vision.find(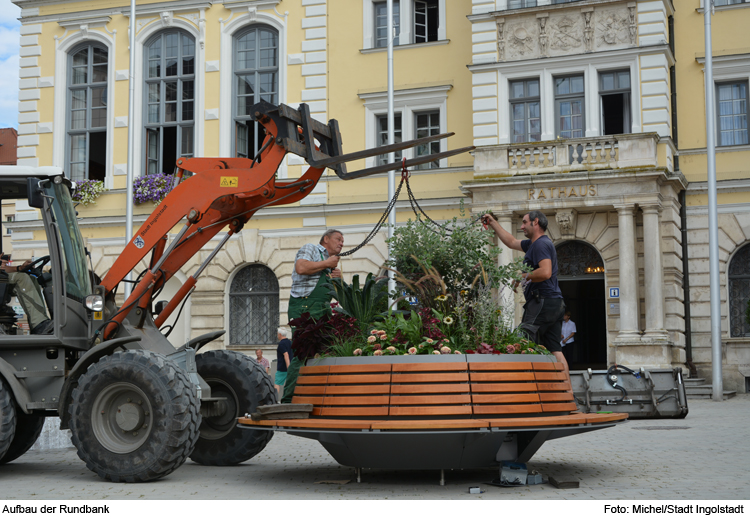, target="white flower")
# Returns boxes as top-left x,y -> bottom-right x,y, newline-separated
373,350 -> 383,356
432,350 -> 440,355
353,349 -> 362,356
440,346 -> 451,354
408,347 -> 417,354
367,336 -> 377,343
